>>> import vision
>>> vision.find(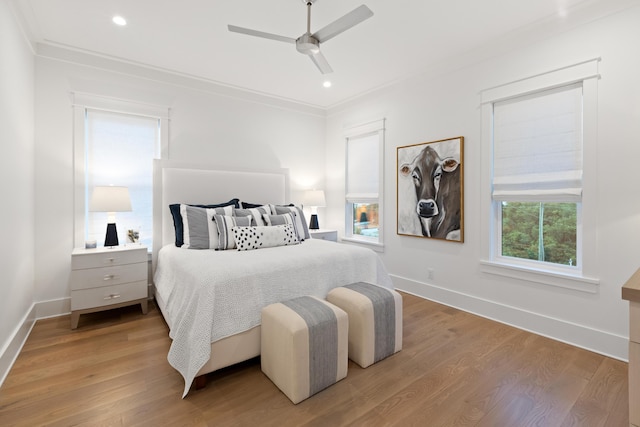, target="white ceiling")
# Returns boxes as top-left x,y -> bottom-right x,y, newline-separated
12,0 -> 636,109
